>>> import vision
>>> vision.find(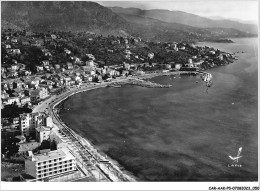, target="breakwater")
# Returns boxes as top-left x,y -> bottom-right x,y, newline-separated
109,79 -> 172,88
